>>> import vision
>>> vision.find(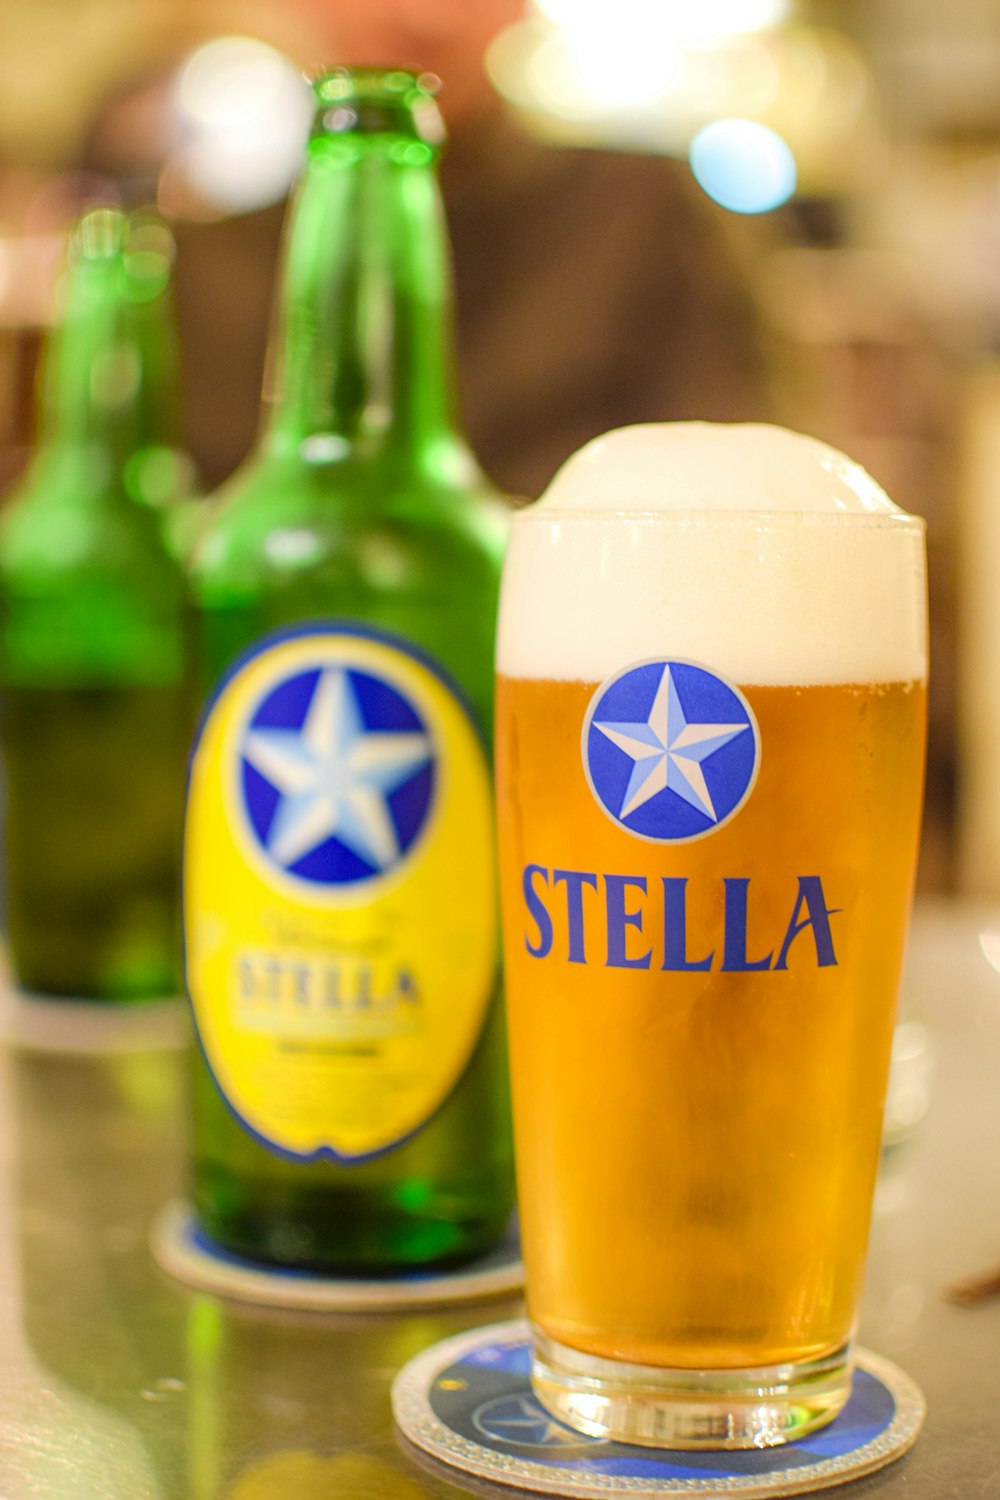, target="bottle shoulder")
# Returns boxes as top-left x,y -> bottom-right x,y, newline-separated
188,457 -> 510,596
0,466 -> 186,598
